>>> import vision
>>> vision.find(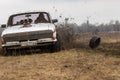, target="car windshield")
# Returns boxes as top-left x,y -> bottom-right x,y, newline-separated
8,12 -> 51,26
